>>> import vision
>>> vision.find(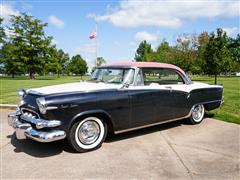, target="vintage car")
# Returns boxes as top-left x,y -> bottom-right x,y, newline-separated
8,62 -> 224,152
